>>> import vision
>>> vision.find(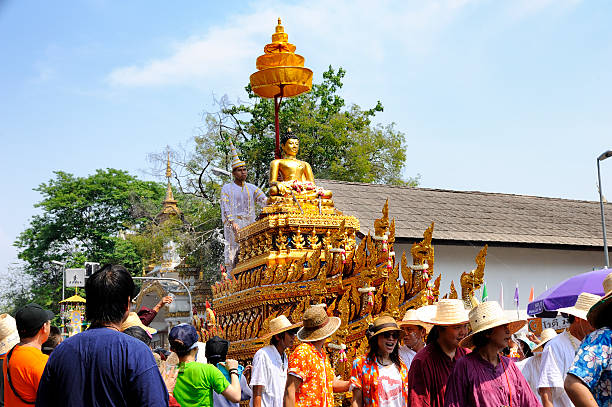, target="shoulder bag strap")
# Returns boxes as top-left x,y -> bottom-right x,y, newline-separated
6,345 -> 36,405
